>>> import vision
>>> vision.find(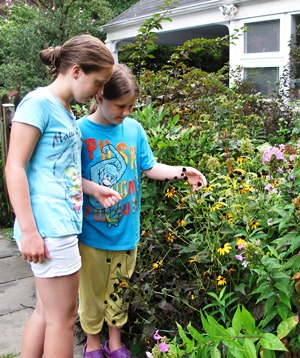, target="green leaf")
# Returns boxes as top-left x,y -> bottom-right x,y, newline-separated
277,316 -> 299,340
232,305 -> 243,335
260,333 -> 288,351
241,306 -> 257,335
243,338 -> 257,358
200,312 -> 221,342
187,323 -> 207,344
